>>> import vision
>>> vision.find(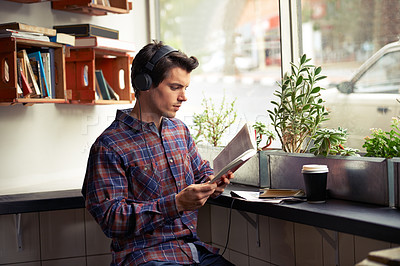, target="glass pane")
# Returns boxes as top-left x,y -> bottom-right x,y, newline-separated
301,0 -> 400,150
160,0 -> 281,145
